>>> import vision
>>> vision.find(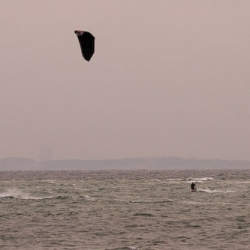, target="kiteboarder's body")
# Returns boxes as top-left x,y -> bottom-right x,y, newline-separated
191,182 -> 196,192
